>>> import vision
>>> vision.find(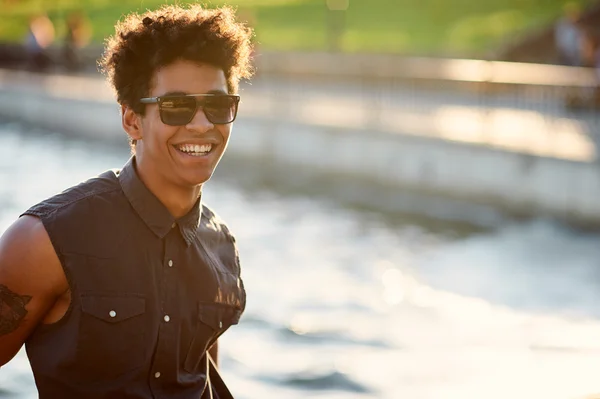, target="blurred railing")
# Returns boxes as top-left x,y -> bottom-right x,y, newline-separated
1,42 -> 599,164
243,52 -> 600,164
1,42 -> 597,87
254,52 -> 598,88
